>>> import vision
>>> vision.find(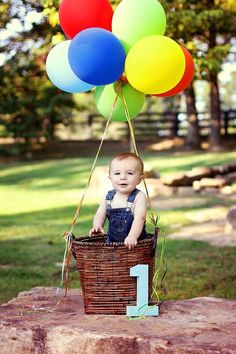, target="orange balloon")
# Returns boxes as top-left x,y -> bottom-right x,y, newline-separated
154,47 -> 194,97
